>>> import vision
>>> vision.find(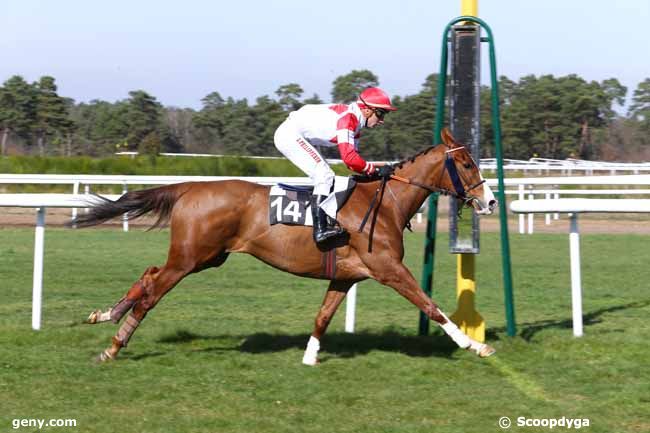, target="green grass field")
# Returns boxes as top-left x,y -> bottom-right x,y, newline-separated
1,228 -> 649,433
